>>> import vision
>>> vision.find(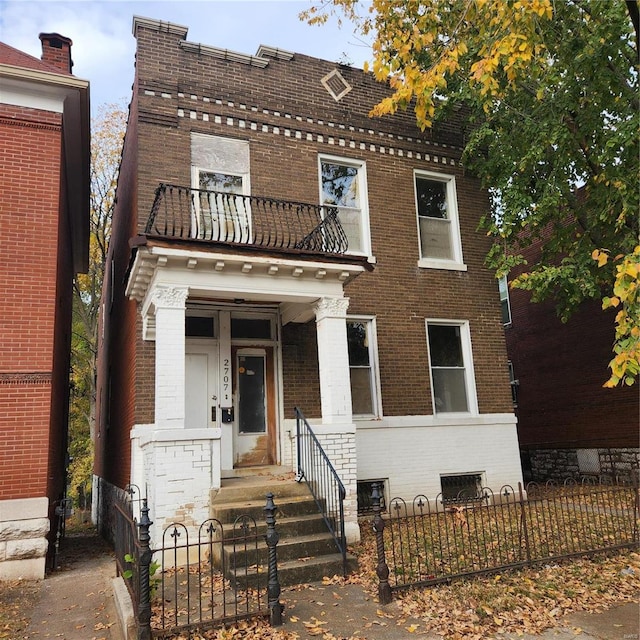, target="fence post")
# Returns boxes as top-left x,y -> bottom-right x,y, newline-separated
517,483 -> 531,565
264,493 -> 283,626
137,499 -> 153,640
371,483 -> 392,605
